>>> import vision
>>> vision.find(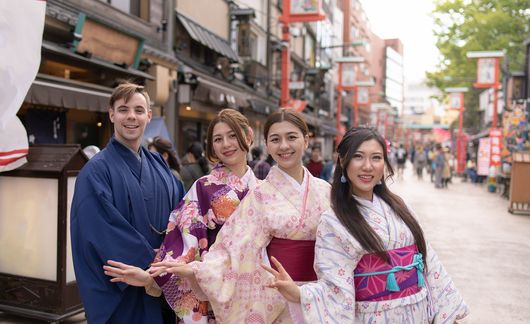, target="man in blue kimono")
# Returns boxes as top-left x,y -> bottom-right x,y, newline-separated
71,82 -> 184,323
